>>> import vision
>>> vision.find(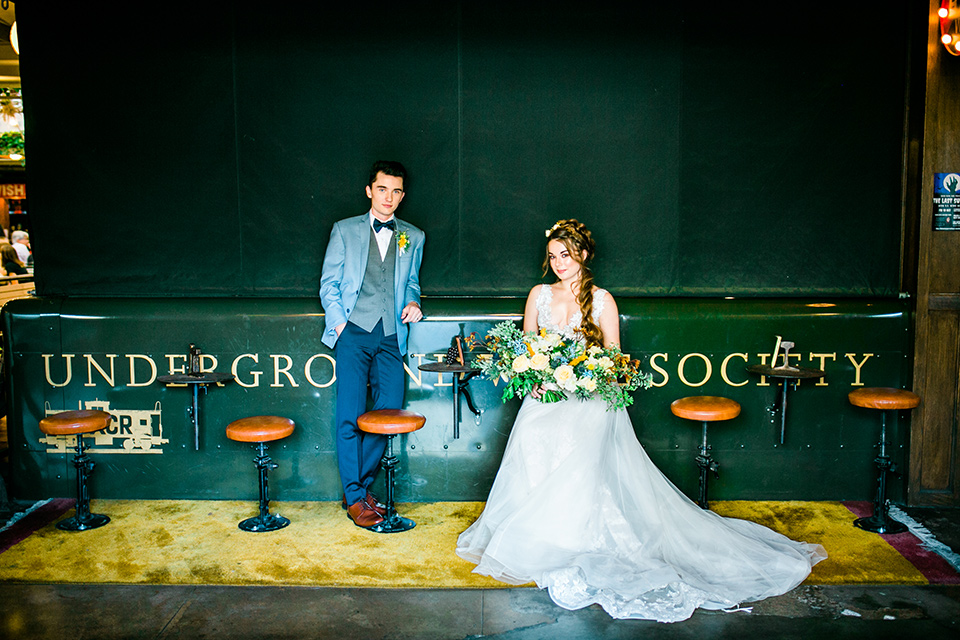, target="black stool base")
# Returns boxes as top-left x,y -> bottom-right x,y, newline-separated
238,513 -> 290,533
57,513 -> 110,532
367,514 -> 416,534
854,514 -> 907,535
